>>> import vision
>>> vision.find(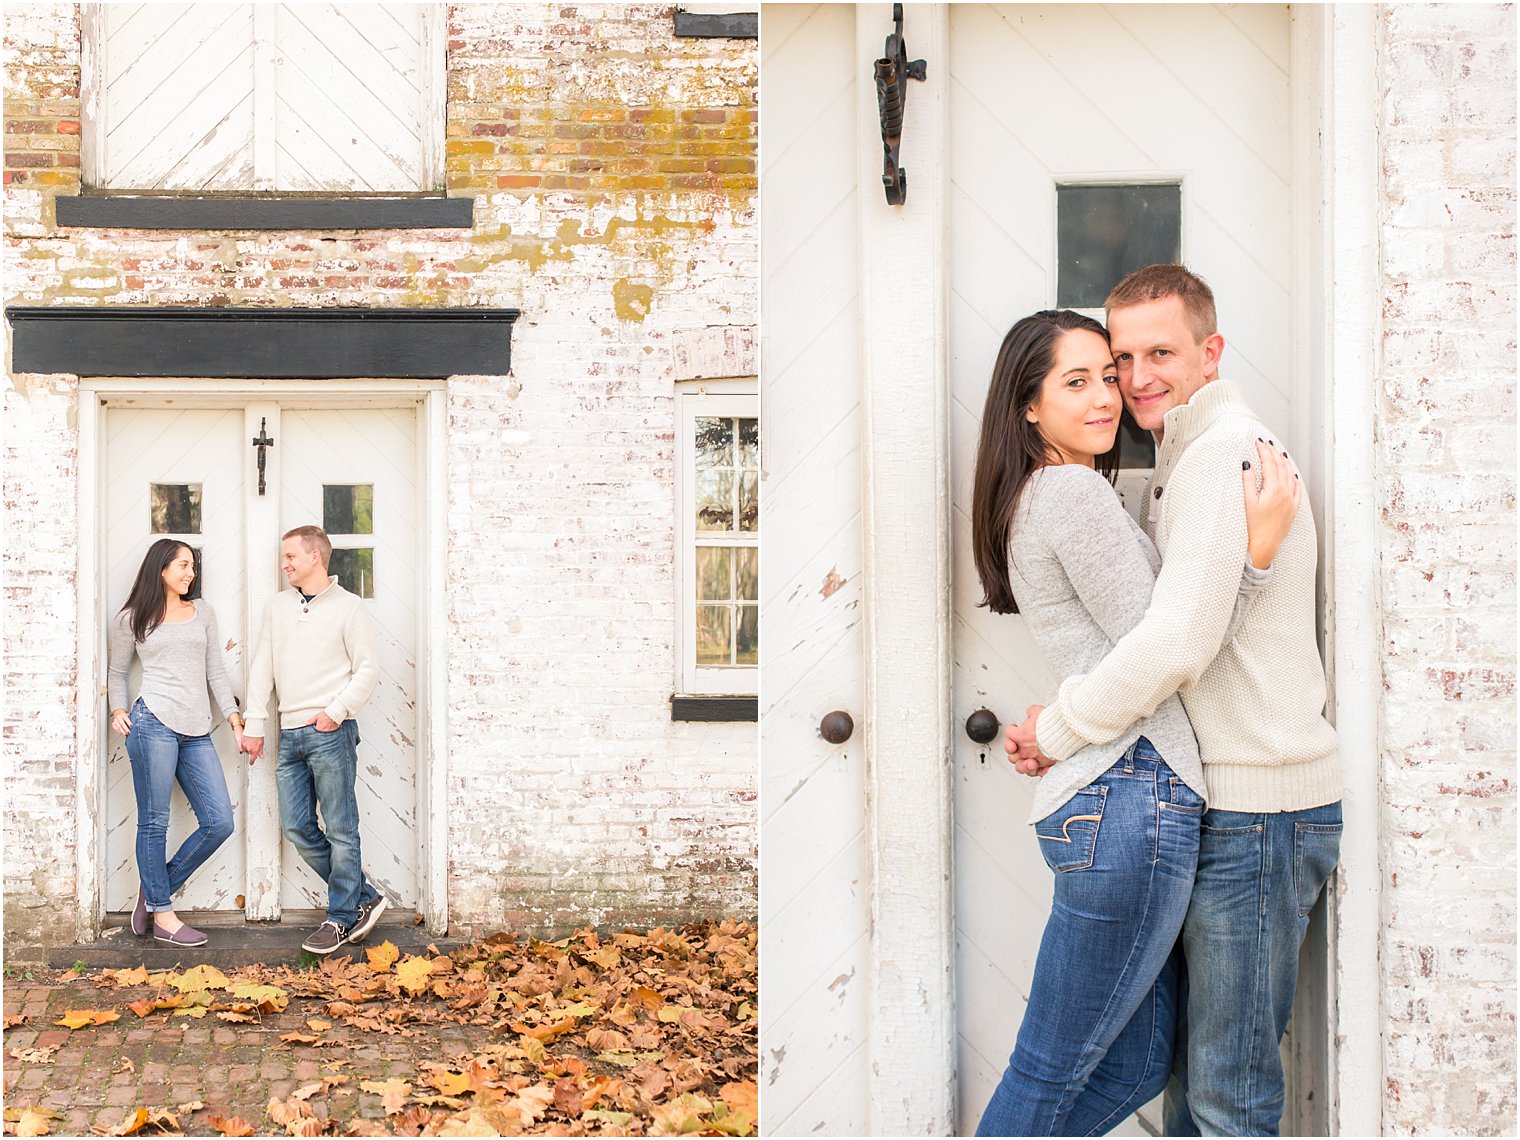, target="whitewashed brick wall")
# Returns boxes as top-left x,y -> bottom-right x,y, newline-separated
2,3 -> 757,955
1376,4 -> 1516,1132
